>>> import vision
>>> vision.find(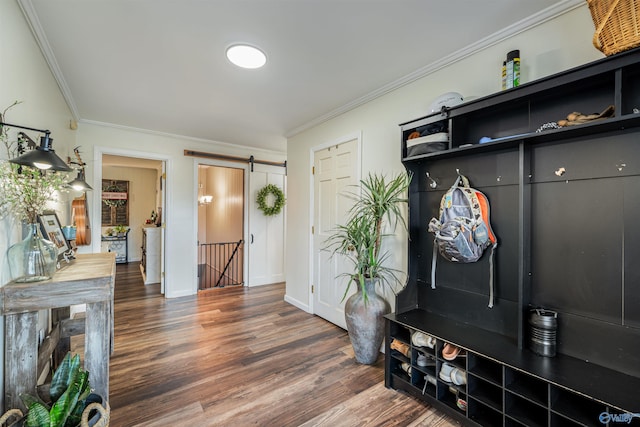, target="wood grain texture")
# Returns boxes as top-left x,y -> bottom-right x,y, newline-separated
88,262 -> 460,426
3,253 -> 115,413
0,253 -> 115,315
4,311 -> 37,413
